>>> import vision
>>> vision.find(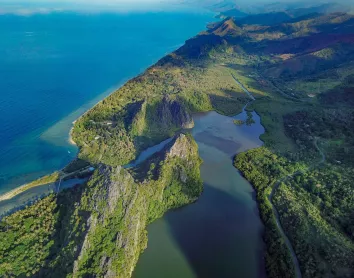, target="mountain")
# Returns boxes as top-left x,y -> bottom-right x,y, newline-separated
236,11 -> 293,25
220,3 -> 350,26
209,17 -> 243,36
217,8 -> 248,19
288,2 -> 349,18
